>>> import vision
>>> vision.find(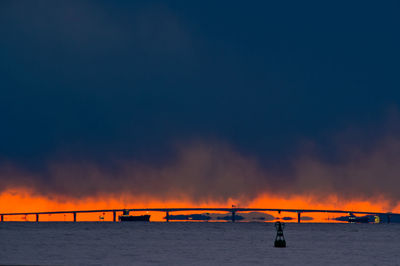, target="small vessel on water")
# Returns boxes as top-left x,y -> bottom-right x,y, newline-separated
119,210 -> 150,222
348,213 -> 369,223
